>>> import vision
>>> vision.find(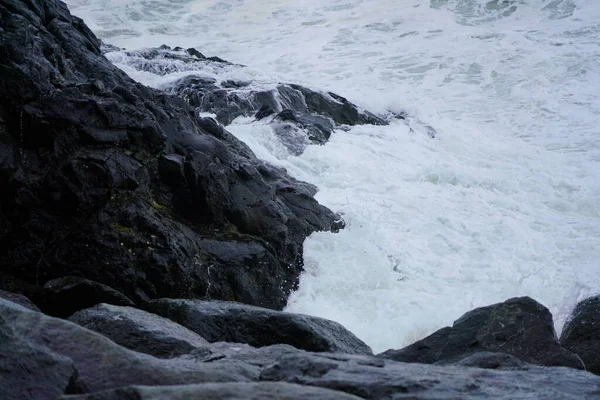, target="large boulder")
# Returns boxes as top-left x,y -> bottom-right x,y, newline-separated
0,289 -> 40,311
0,0 -> 339,310
378,297 -> 584,369
69,303 -> 209,358
145,299 -> 373,355
0,298 -> 257,396
560,295 -> 600,374
260,352 -> 600,400
40,276 -> 134,317
59,382 -> 363,400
